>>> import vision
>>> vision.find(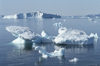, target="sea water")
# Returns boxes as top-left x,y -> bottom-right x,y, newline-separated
0,17 -> 100,66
